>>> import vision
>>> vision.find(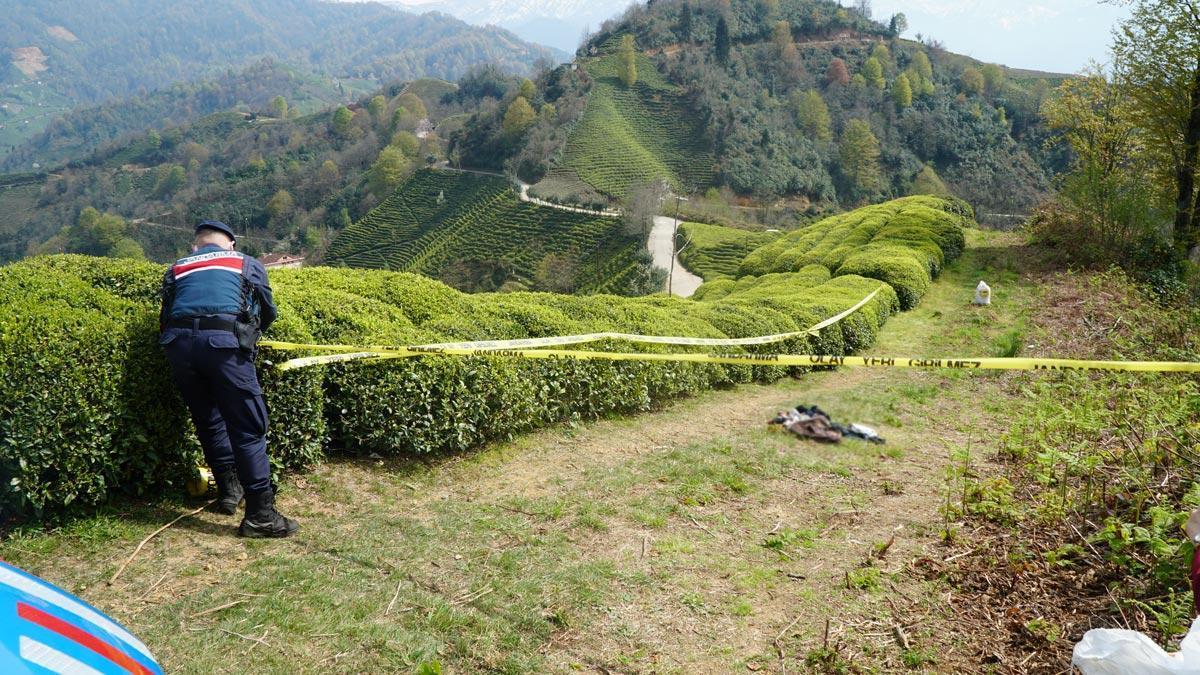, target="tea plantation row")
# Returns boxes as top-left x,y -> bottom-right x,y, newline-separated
327,169 -> 642,293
